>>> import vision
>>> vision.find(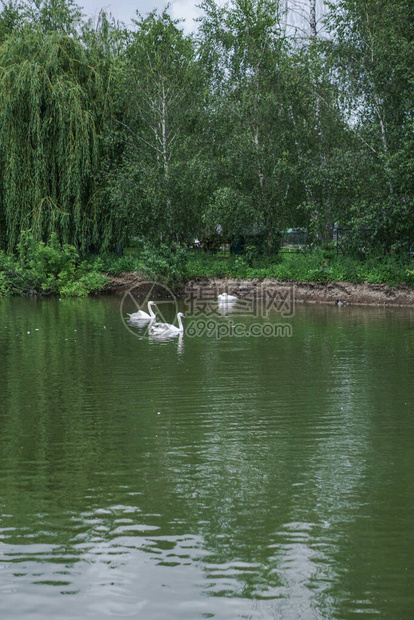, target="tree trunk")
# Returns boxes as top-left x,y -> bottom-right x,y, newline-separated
161,80 -> 173,230
309,0 -> 317,38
